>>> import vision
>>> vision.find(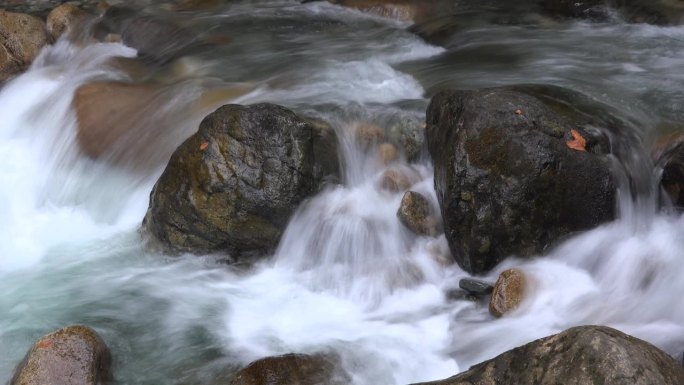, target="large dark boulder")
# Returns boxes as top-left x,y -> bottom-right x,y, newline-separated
427,86 -> 618,274
229,353 -> 349,385
143,103 -> 339,260
10,325 -> 112,385
412,326 -> 684,385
